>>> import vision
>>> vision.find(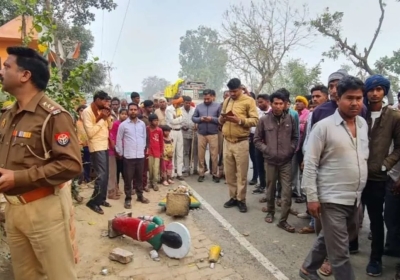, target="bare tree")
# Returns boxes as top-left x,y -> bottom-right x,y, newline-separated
310,0 -> 394,103
221,0 -> 314,94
